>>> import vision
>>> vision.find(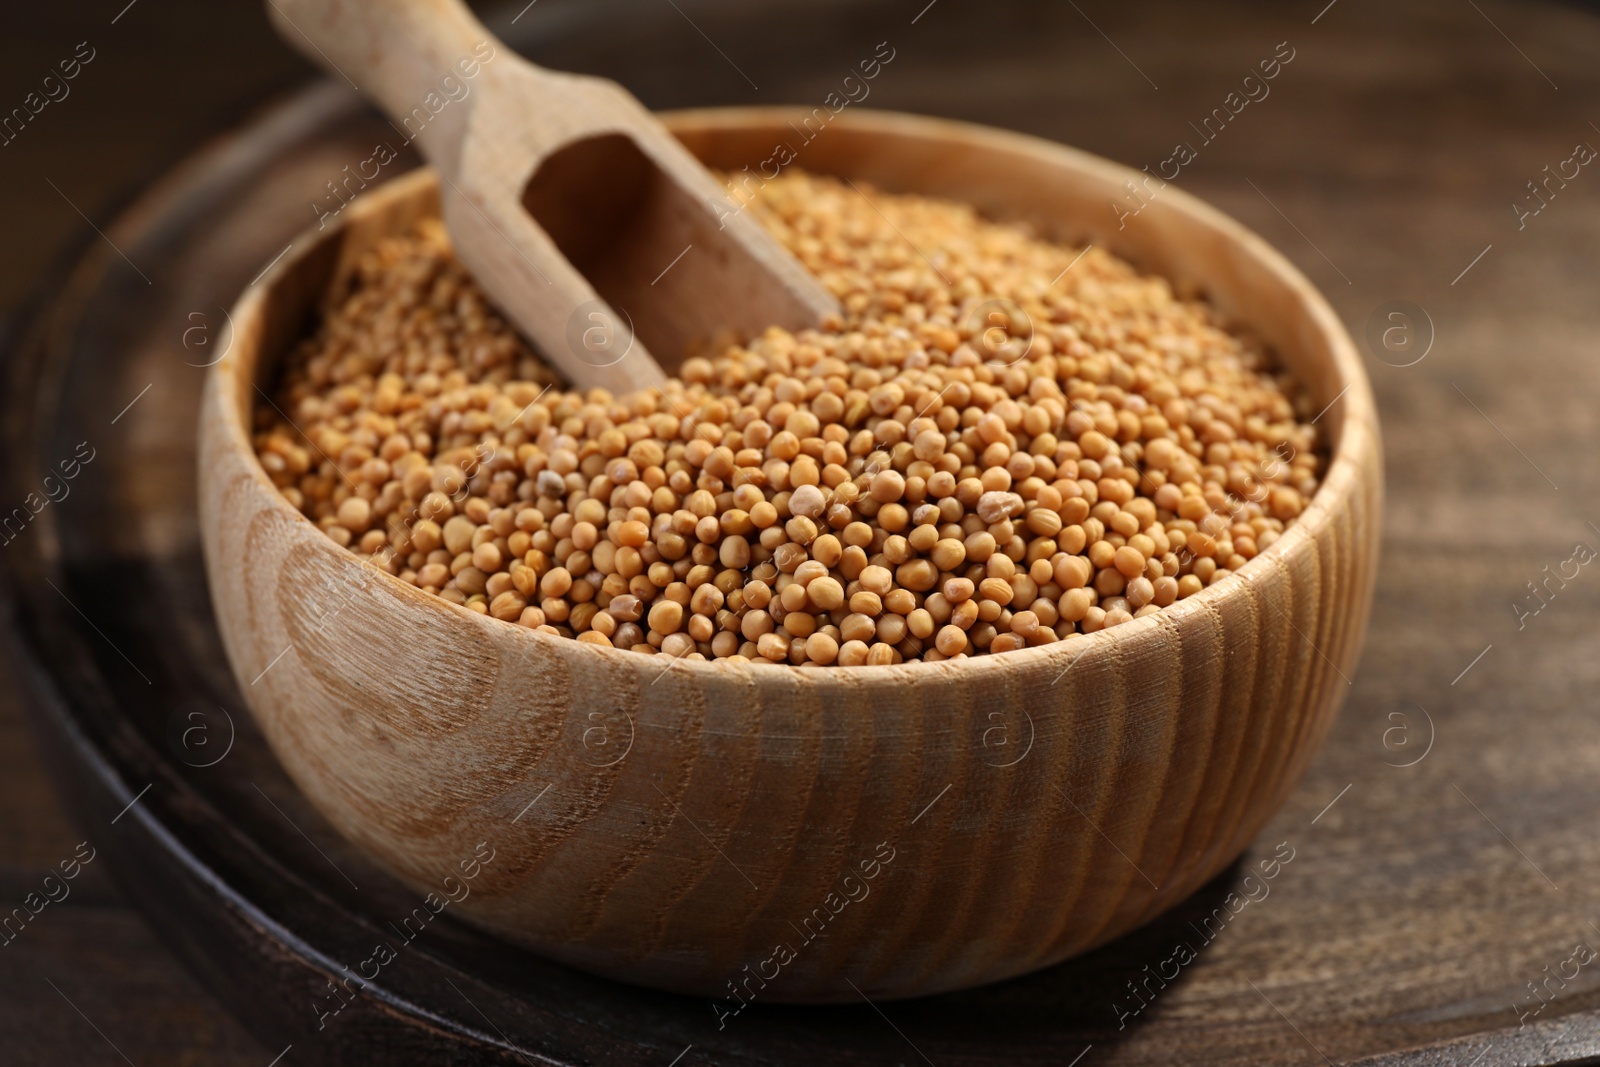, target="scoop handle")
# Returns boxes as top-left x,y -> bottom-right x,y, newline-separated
265,0 -> 497,169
